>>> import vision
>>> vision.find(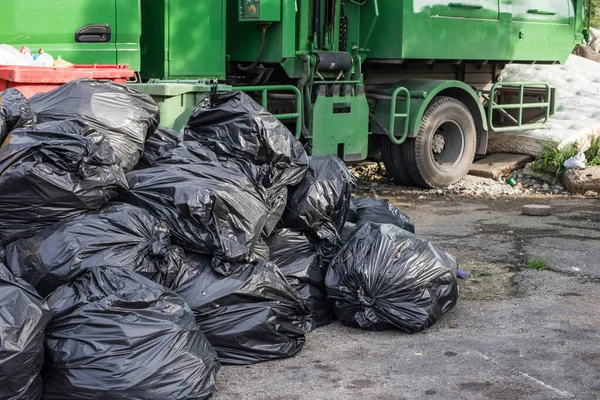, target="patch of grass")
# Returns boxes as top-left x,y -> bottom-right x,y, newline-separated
525,258 -> 549,271
533,135 -> 600,181
585,135 -> 600,166
532,141 -> 579,181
